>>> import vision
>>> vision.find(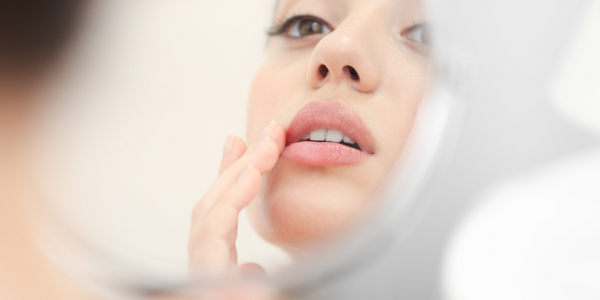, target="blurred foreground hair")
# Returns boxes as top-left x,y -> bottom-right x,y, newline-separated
0,0 -> 87,79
